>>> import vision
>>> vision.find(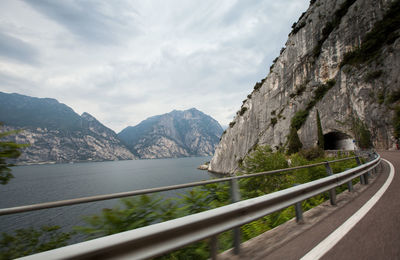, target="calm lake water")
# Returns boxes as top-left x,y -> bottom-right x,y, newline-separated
0,157 -> 214,242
